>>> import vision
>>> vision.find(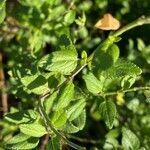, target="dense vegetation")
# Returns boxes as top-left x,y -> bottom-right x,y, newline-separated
0,0 -> 150,149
